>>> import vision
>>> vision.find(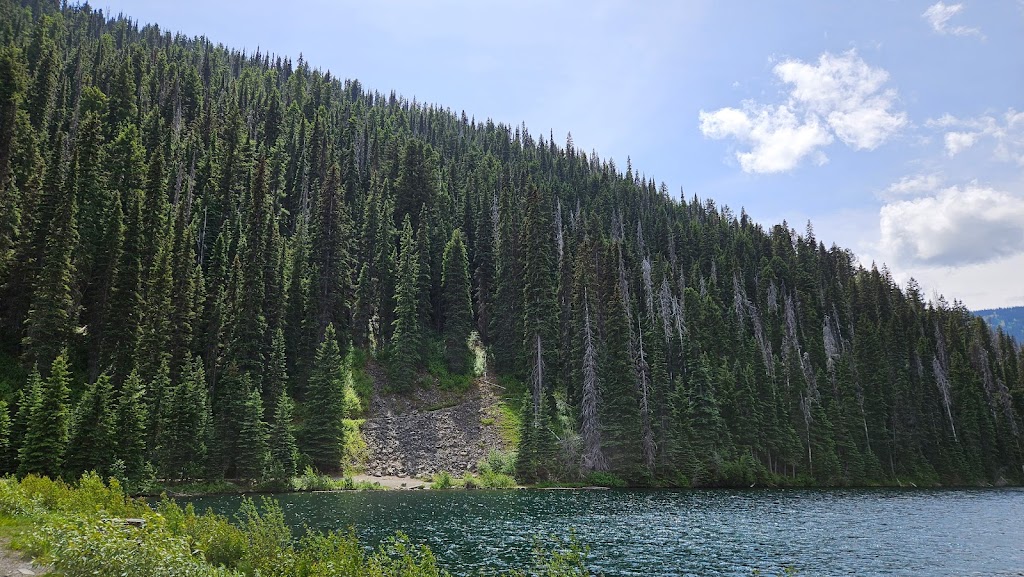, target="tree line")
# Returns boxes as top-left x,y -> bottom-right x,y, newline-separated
0,0 -> 1021,487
